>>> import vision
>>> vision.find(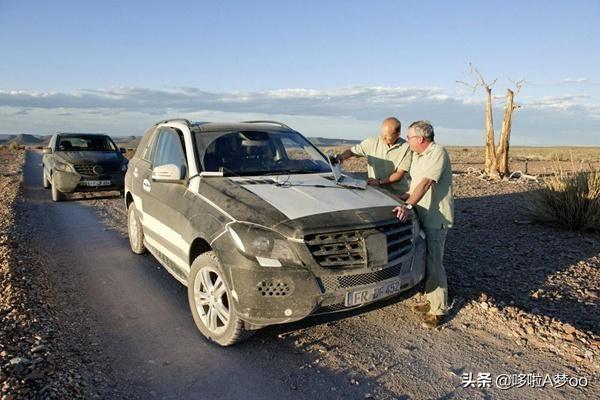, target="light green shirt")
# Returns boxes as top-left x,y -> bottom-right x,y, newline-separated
351,136 -> 412,195
409,142 -> 454,229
